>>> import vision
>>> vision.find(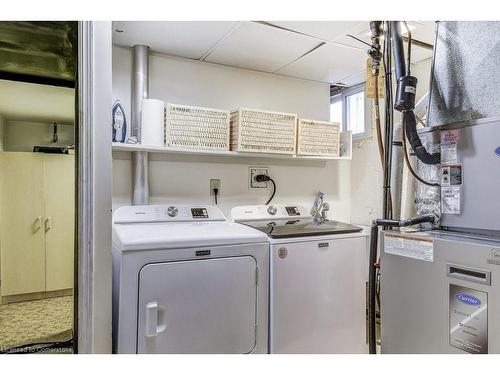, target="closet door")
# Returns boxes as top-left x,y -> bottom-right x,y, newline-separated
44,154 -> 75,291
0,152 -> 45,296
